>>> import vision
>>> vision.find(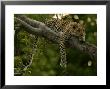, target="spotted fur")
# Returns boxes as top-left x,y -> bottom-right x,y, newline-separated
45,15 -> 86,68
